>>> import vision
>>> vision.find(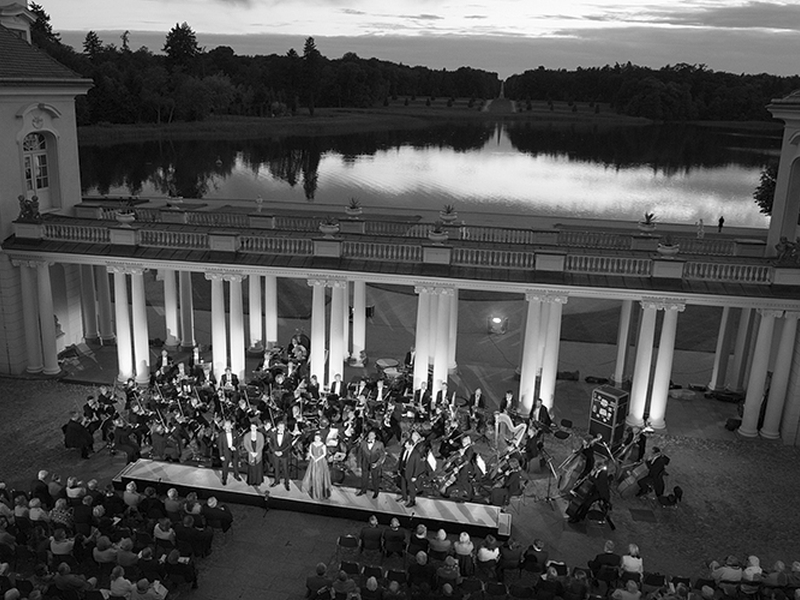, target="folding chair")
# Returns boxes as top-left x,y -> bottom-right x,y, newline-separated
486,581 -> 508,599
340,560 -> 361,578
336,535 -> 359,561
362,565 -> 384,586
386,569 -> 407,587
